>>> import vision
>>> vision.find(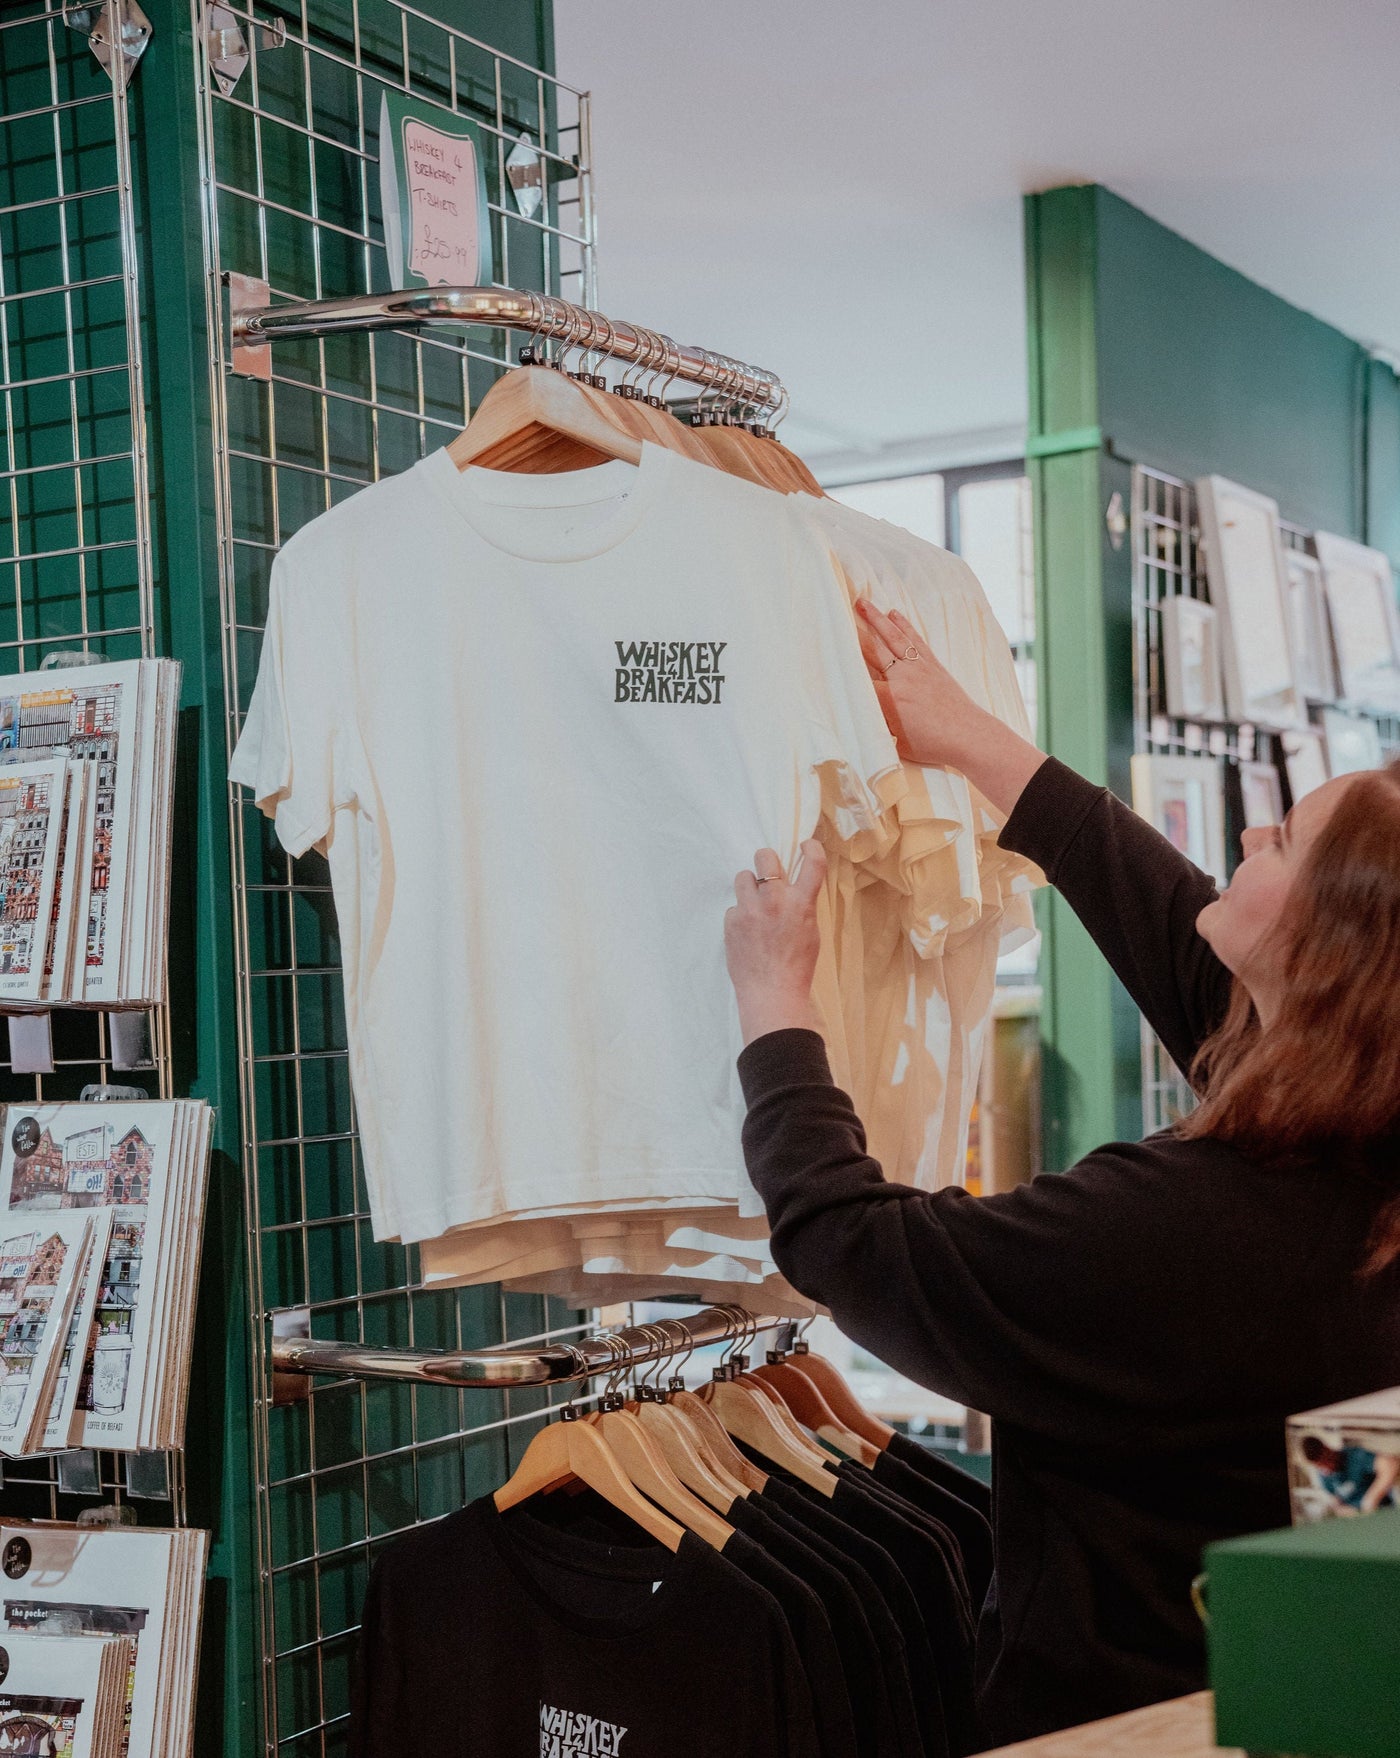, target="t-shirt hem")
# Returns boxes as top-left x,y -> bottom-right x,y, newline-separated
387,1166 -> 748,1245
